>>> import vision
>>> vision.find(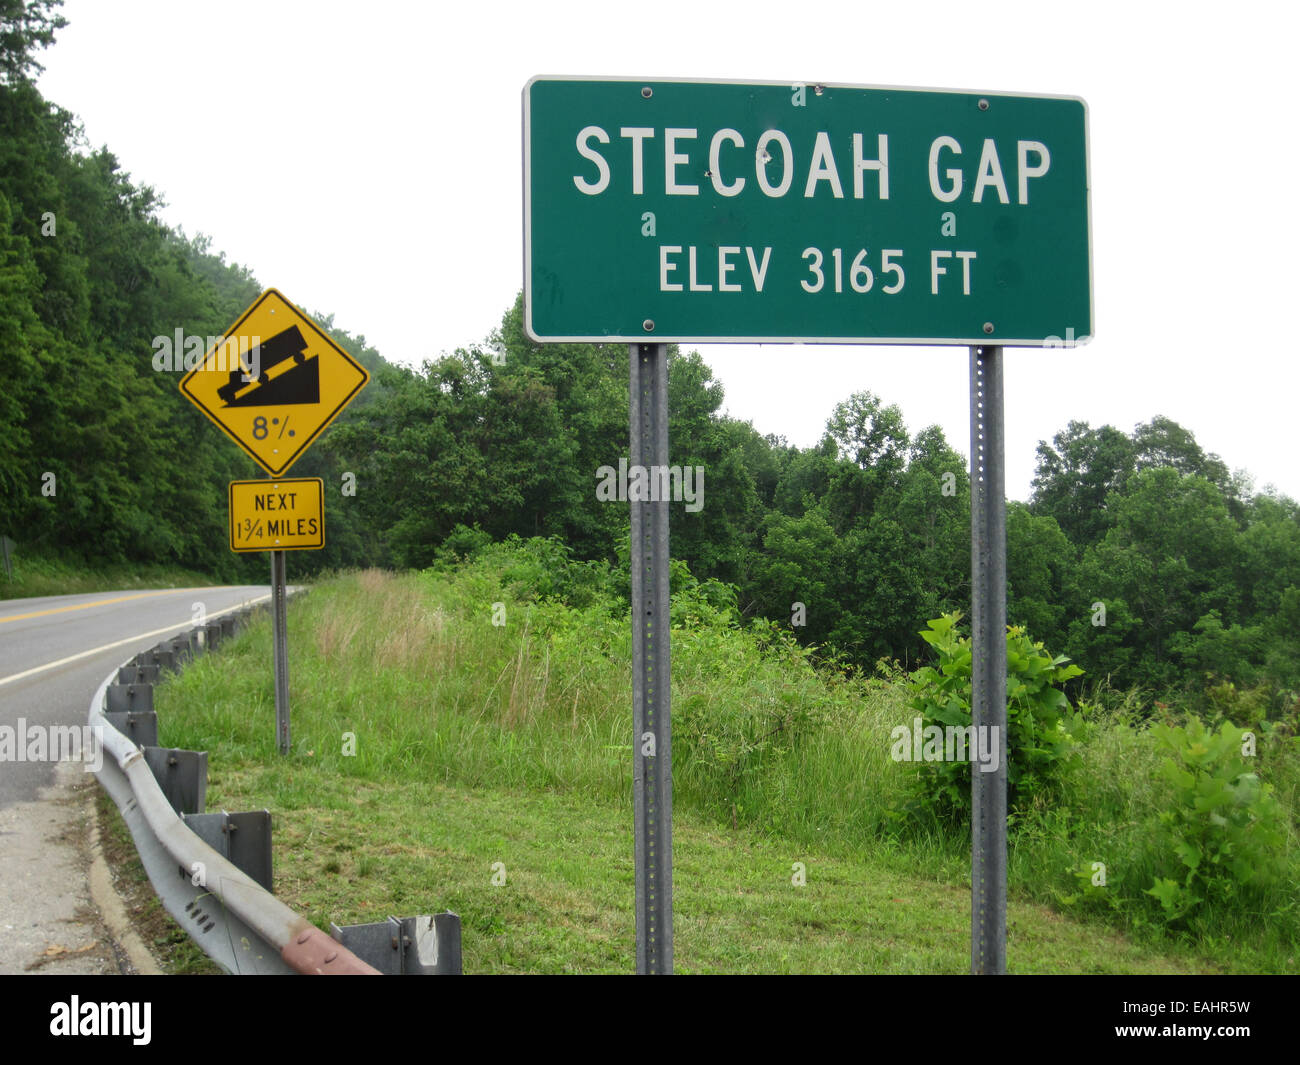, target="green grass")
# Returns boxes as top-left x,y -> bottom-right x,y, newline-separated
179,766 -> 1206,974
0,550 -> 217,601
150,552 -> 1298,973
